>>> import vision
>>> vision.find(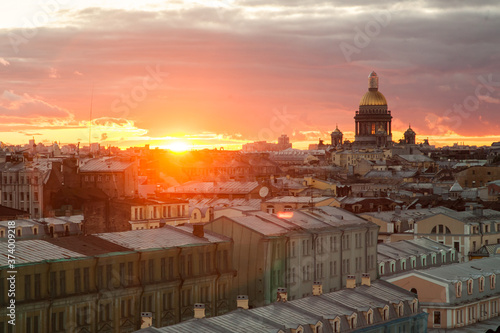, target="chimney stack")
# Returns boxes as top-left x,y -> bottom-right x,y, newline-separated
276,287 -> 287,302
140,312 -> 152,329
346,275 -> 356,289
313,281 -> 323,296
361,273 -> 371,287
193,224 -> 204,238
237,295 -> 249,309
194,303 -> 205,319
